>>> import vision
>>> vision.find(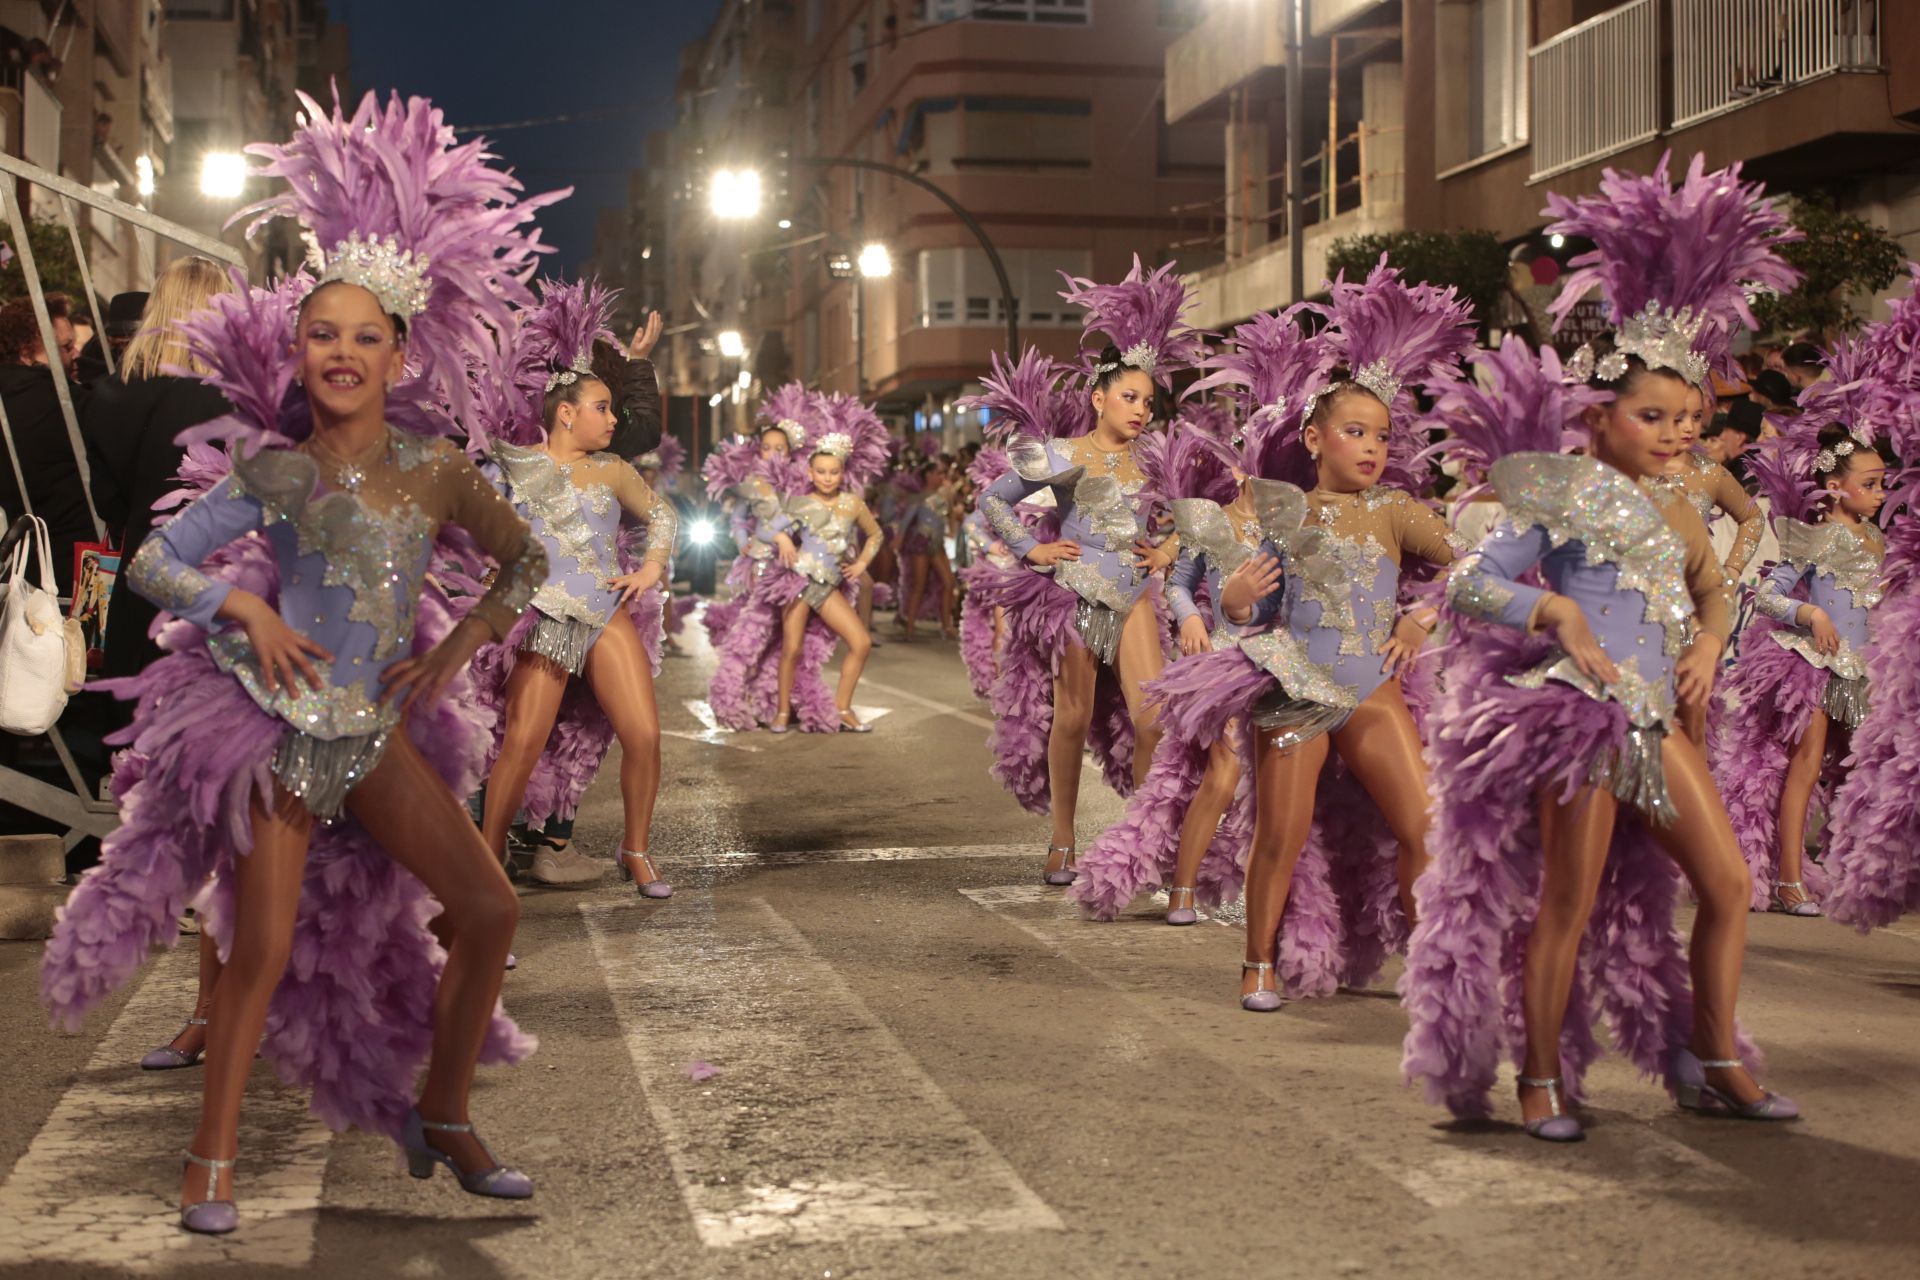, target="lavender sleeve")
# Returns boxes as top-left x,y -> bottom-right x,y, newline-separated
1752,558 -> 1809,626
978,468 -> 1044,561
1165,548 -> 1204,626
1445,521 -> 1552,631
123,475 -> 263,631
